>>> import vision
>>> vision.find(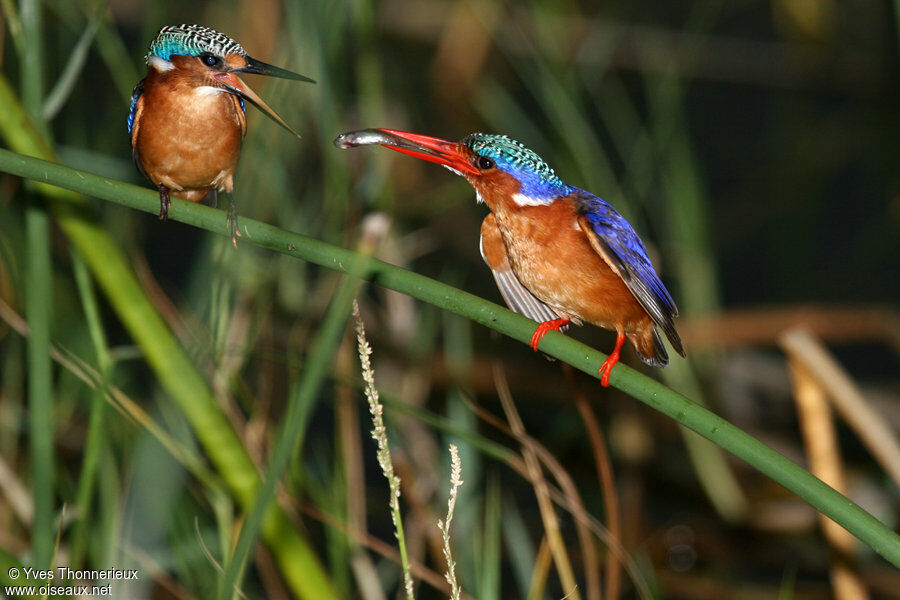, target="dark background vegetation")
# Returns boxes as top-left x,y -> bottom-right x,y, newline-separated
0,0 -> 898,598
